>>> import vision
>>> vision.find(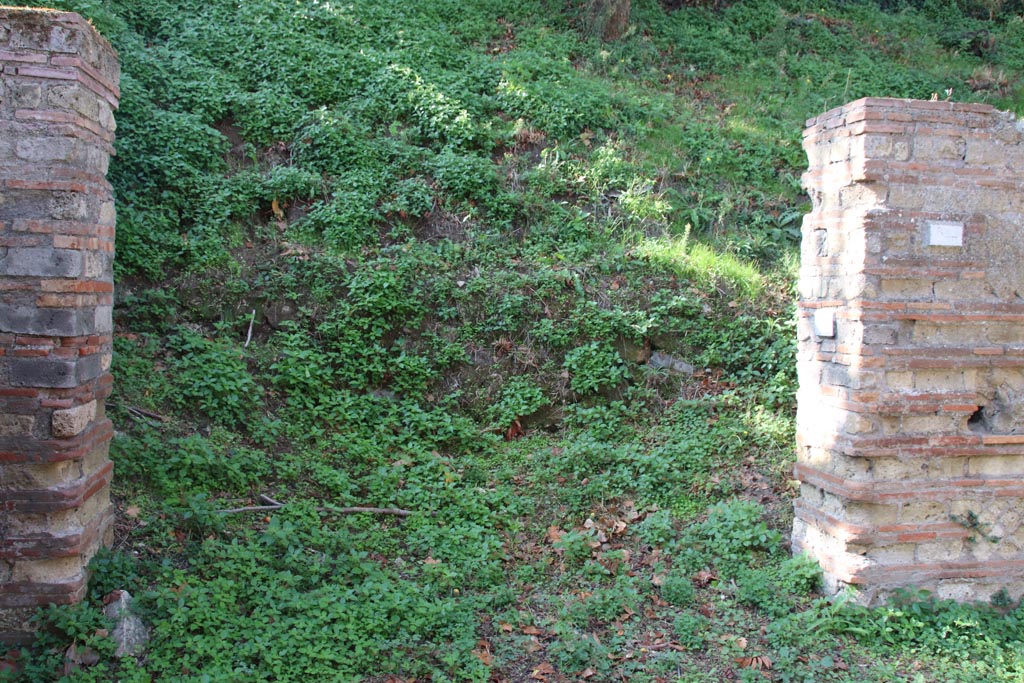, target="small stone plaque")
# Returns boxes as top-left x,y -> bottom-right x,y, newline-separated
925,220 -> 964,247
813,309 -> 836,338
